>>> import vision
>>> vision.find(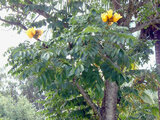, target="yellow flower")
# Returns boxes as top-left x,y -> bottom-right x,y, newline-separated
101,9 -> 122,26
101,12 -> 108,22
26,27 -> 43,39
34,30 -> 43,39
107,9 -> 113,19
113,12 -> 122,22
26,27 -> 36,38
